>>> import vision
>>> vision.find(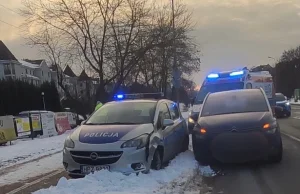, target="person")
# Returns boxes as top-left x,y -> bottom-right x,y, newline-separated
94,101 -> 103,111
